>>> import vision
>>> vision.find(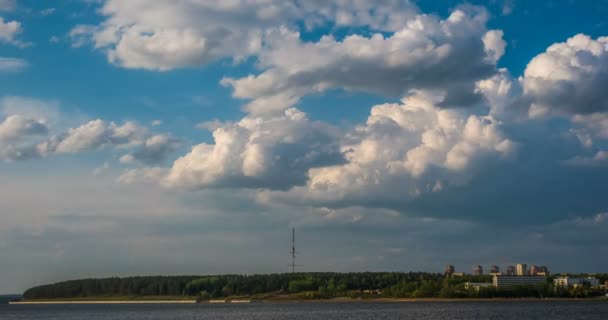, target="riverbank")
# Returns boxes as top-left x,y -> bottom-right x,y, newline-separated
9,297 -> 606,305
9,300 -> 196,305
